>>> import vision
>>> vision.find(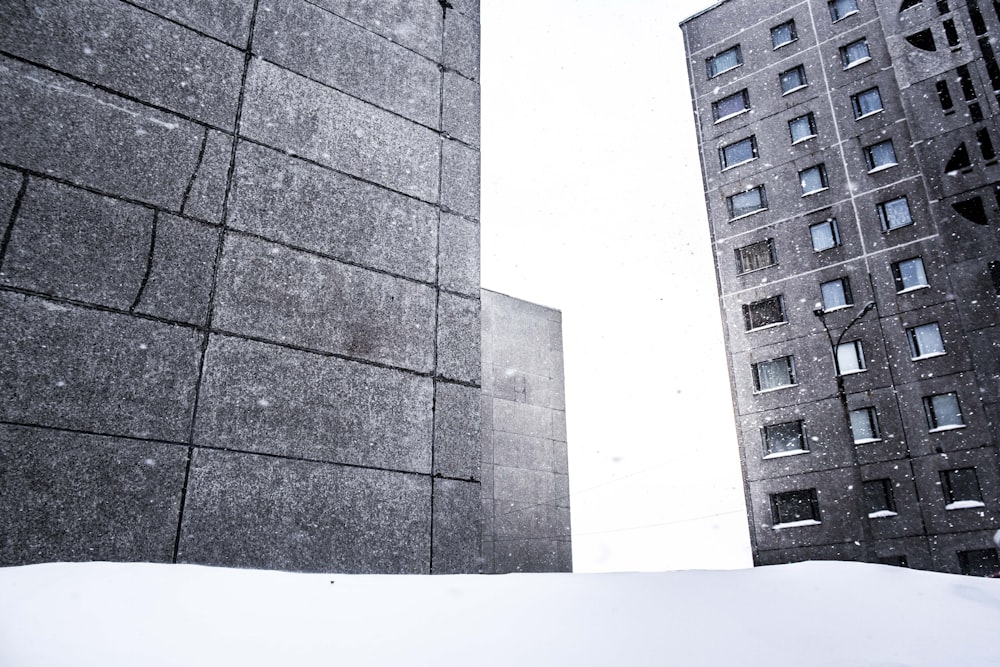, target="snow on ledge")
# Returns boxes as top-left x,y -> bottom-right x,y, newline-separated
772,519 -> 821,529
946,500 -> 986,510
868,510 -> 898,519
762,449 -> 809,460
929,423 -> 966,433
